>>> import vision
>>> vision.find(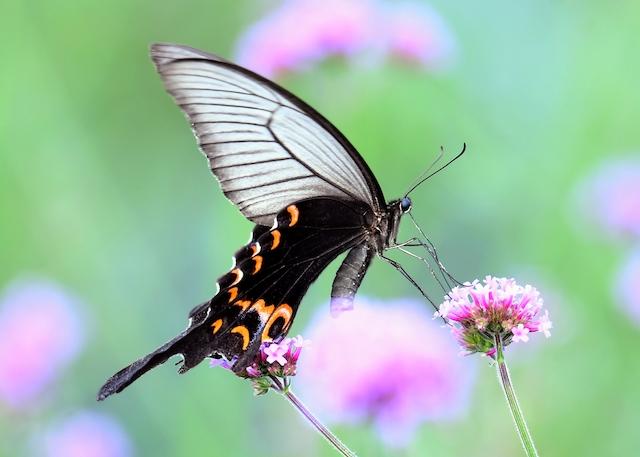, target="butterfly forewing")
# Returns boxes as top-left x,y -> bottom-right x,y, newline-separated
151,44 -> 385,225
